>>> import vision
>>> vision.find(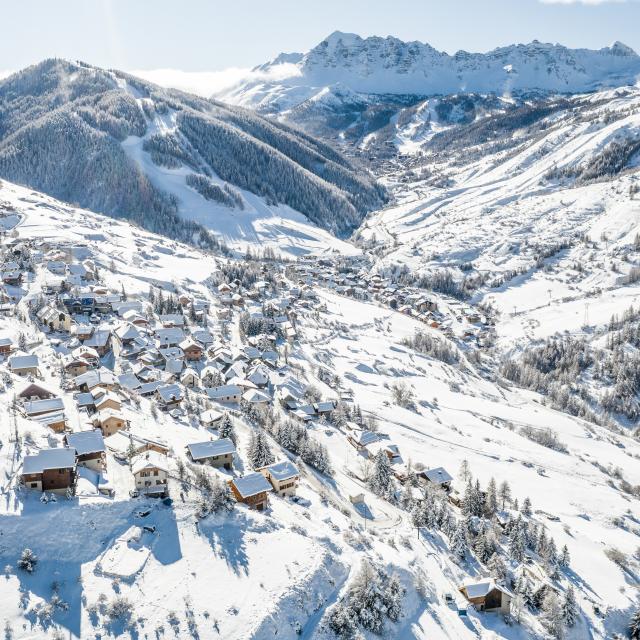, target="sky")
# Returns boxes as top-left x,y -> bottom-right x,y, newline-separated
2,0 -> 640,94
